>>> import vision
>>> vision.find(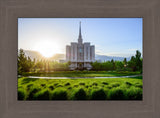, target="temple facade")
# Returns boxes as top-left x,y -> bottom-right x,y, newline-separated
66,22 -> 95,70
